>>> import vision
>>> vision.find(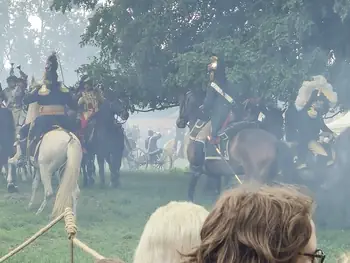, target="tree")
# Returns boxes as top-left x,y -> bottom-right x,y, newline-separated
0,0 -> 97,84
50,0 -> 350,110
